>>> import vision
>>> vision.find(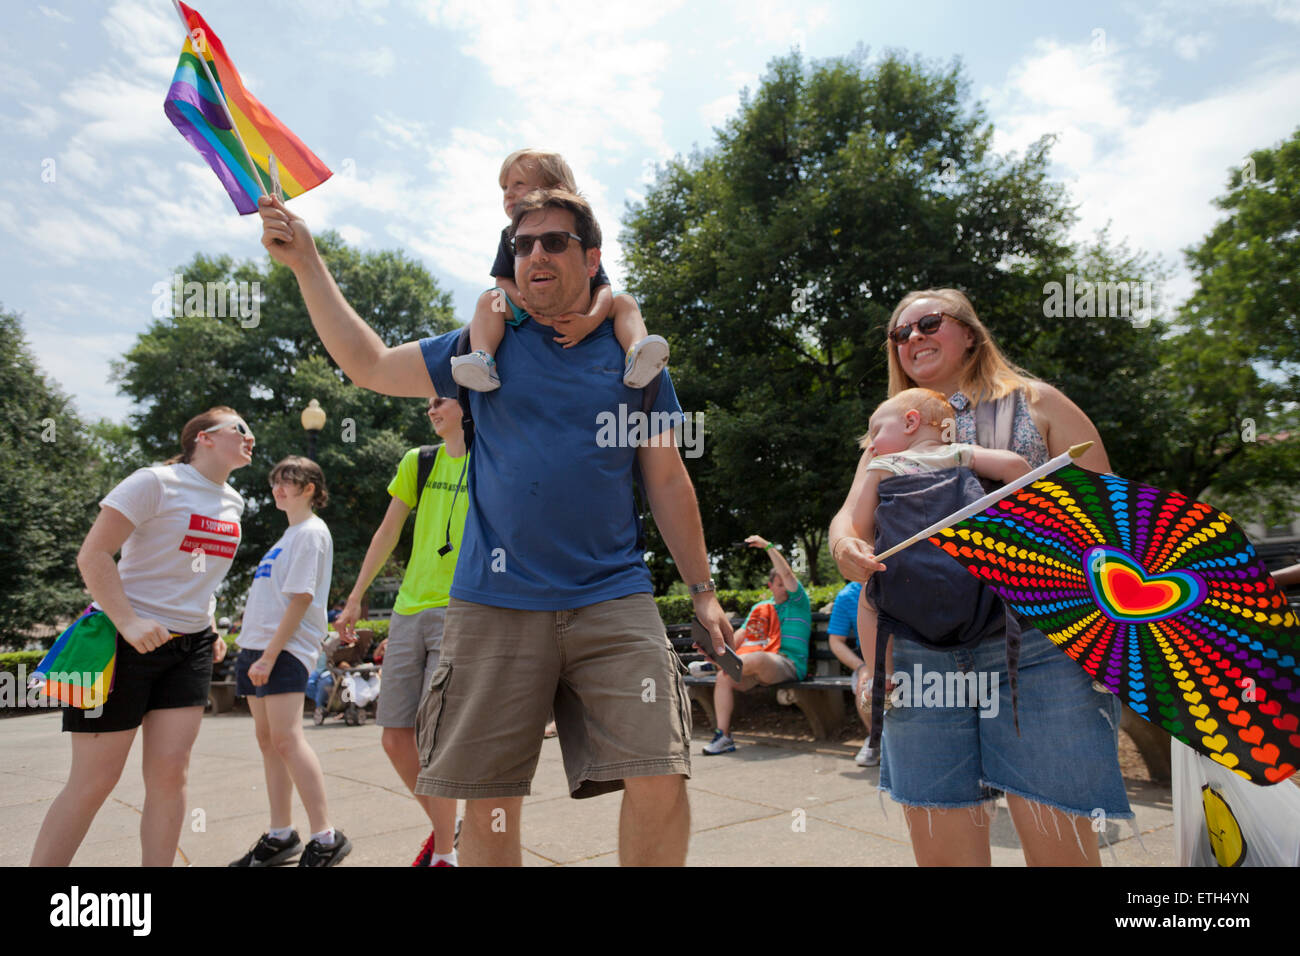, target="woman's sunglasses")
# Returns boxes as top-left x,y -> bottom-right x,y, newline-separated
201,420 -> 254,441
888,312 -> 952,345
